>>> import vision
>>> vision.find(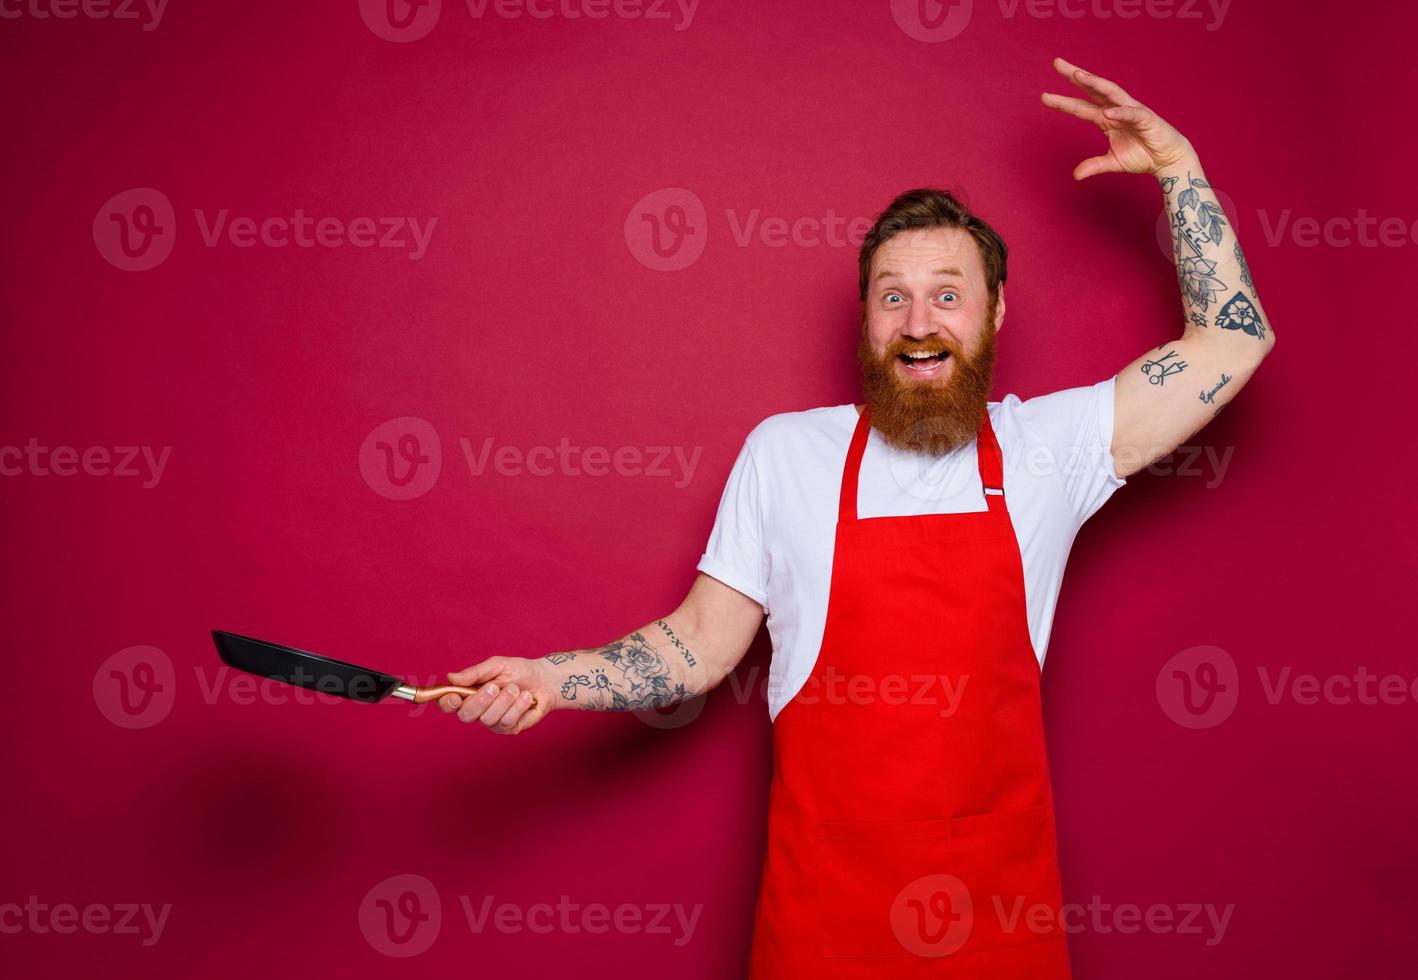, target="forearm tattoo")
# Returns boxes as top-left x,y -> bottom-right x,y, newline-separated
654,619 -> 697,667
556,632 -> 690,711
1162,170 -> 1269,344
1165,170 -> 1229,311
